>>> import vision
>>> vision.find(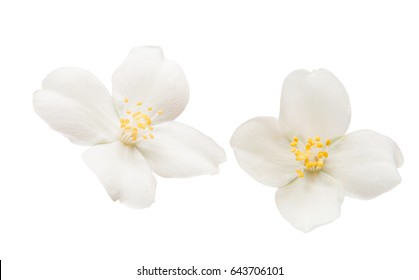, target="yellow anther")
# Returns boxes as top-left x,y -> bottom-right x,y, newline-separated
305,144 -> 312,150
120,119 -> 125,123
136,102 -> 143,106
137,123 -> 146,129
291,147 -> 297,153
293,137 -> 299,142
323,151 -> 328,158
326,139 -> 331,146
132,128 -> 138,132
315,136 -> 320,141
142,135 -> 148,140
149,126 -> 154,131
148,107 -> 153,111
149,133 -> 154,139
290,141 -> 298,147
132,136 -> 137,141
126,110 -> 131,114
308,138 -> 314,145
306,161 -> 317,169
158,110 -> 164,115
316,142 -> 324,148
124,119 -> 130,124
124,98 -> 129,103
296,169 -> 305,178
317,161 -> 324,168
296,155 -> 305,161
